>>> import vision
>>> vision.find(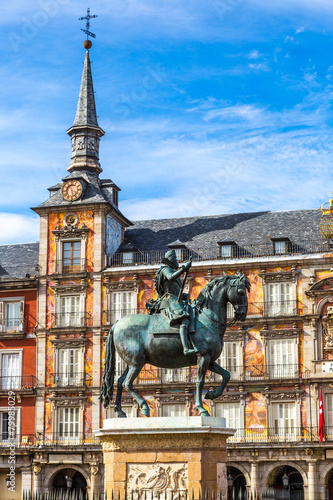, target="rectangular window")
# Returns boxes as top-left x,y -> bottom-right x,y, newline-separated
274,241 -> 287,255
106,404 -> 136,418
326,394 -> 333,439
58,348 -> 80,386
60,295 -> 81,327
220,245 -> 232,258
122,252 -> 134,264
267,282 -> 293,316
271,402 -> 296,438
269,339 -> 297,379
162,403 -> 186,417
115,351 -> 126,379
0,300 -> 24,333
174,248 -> 182,261
161,367 -> 187,383
0,409 -> 18,442
218,342 -> 239,379
110,292 -> 135,322
215,402 -> 241,438
58,407 -> 80,440
226,302 -> 234,320
62,241 -> 81,272
1,352 -> 21,390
